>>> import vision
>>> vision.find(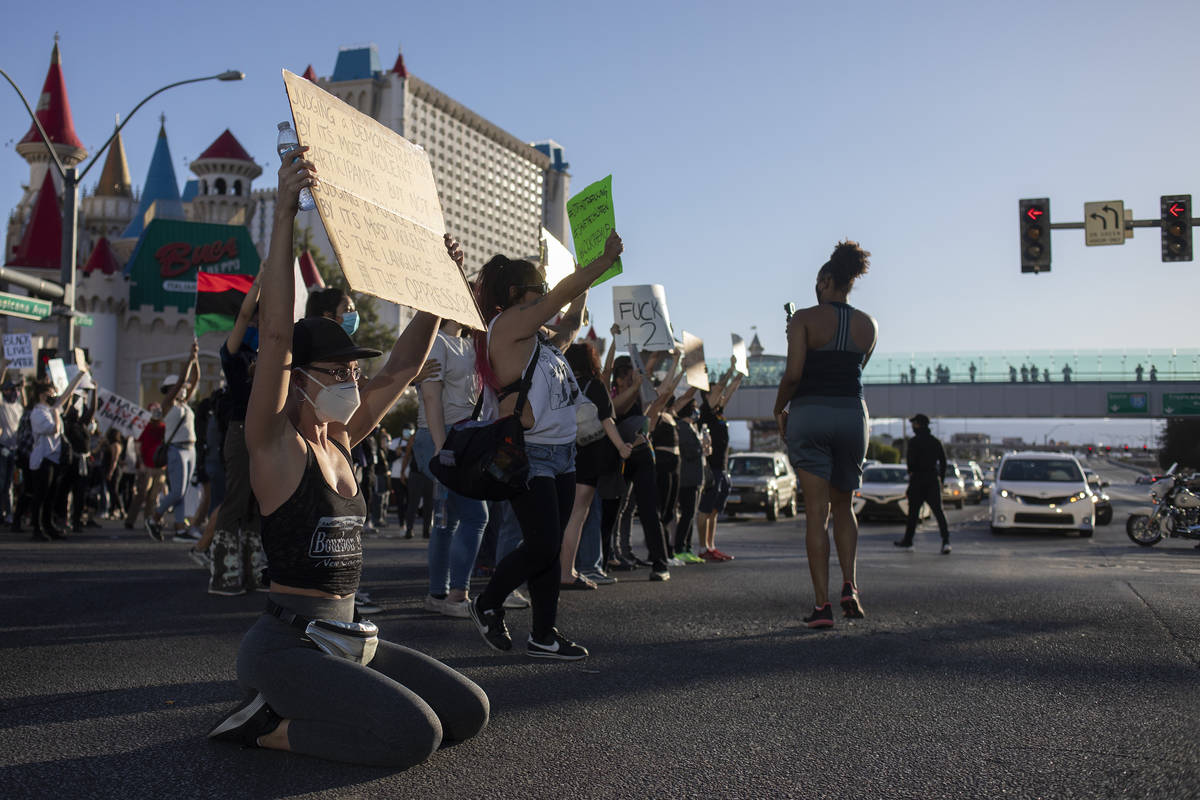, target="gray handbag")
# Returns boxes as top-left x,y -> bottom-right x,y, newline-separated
305,618 -> 379,665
